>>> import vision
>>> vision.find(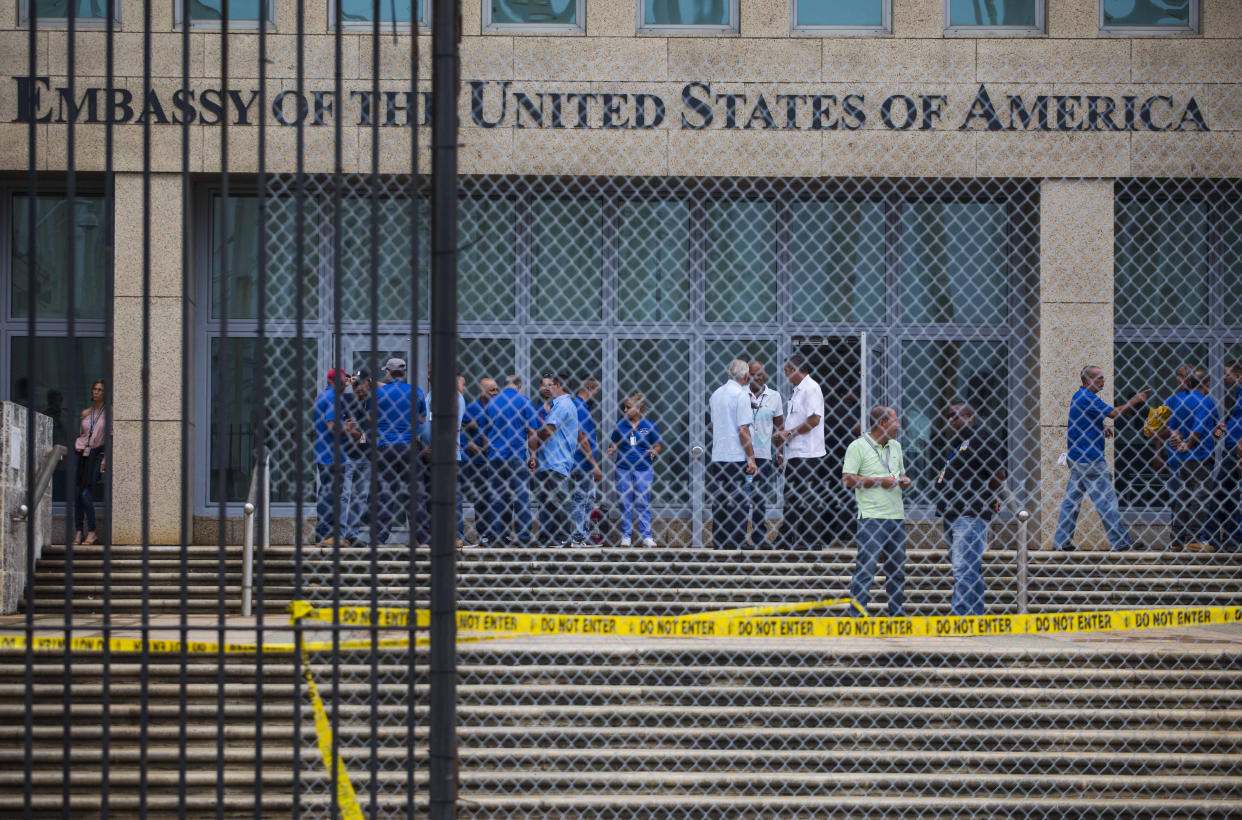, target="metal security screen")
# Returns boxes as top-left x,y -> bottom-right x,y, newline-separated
3,3 -> 1242,820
